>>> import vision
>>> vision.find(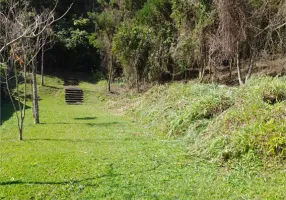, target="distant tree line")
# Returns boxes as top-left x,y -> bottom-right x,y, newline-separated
3,0 -> 284,90
87,0 -> 286,91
